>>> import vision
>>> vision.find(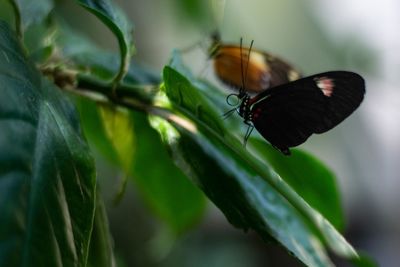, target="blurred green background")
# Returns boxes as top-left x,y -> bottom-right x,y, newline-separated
57,0 -> 400,266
